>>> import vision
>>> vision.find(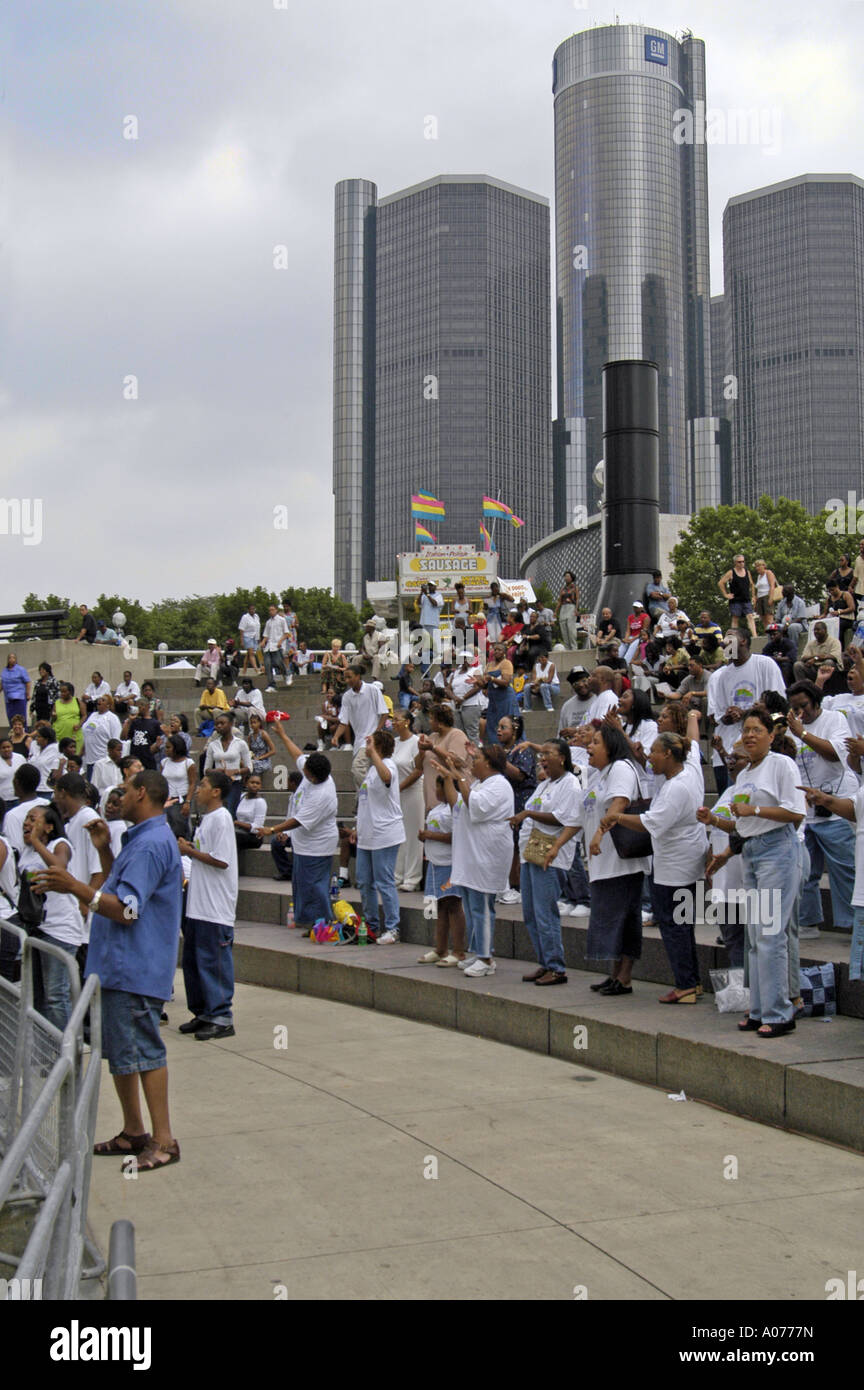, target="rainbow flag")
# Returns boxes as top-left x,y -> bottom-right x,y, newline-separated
482,495 -> 524,527
412,491 -> 446,517
479,521 -> 495,552
415,521 -> 437,544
